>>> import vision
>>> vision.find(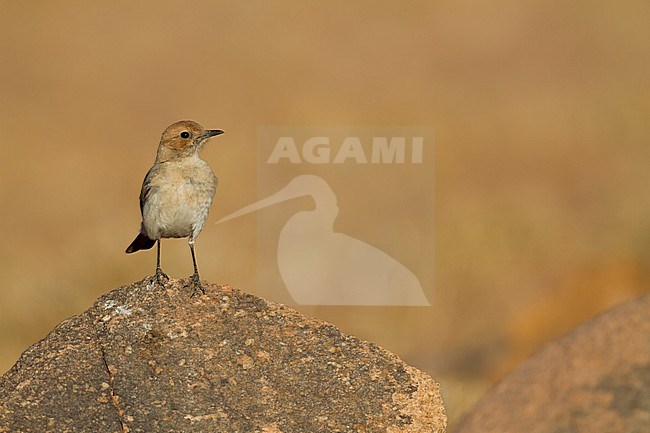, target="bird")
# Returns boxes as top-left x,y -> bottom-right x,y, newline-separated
217,175 -> 430,305
125,120 -> 223,295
